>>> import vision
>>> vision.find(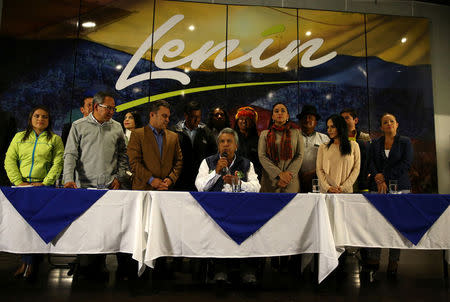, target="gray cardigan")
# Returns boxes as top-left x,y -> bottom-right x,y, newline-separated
63,113 -> 128,188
